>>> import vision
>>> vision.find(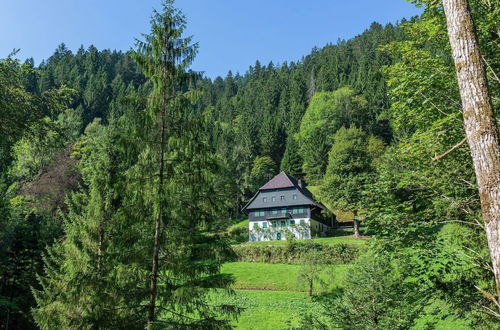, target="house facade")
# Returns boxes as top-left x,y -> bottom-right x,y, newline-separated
242,172 -> 333,242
